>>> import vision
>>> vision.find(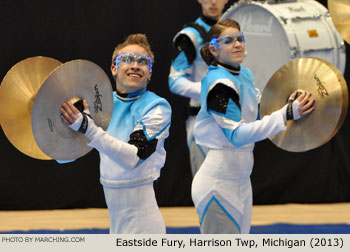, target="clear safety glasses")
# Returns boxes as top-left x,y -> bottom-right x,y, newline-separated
114,52 -> 153,72
201,0 -> 227,3
210,33 -> 246,49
